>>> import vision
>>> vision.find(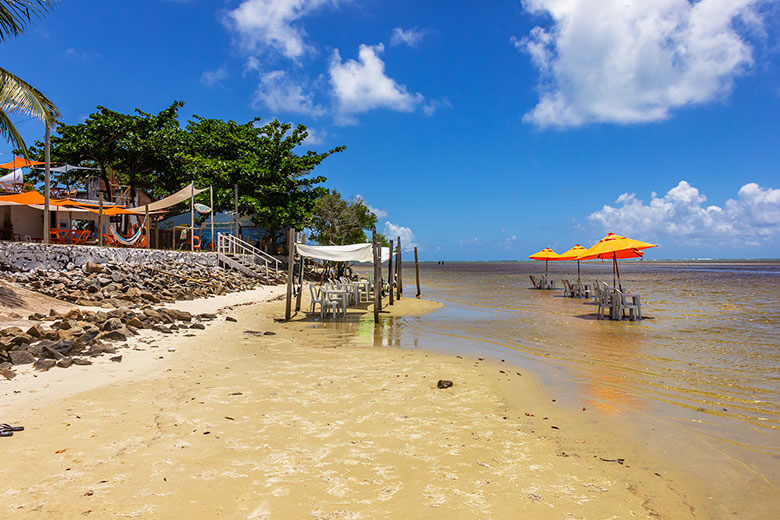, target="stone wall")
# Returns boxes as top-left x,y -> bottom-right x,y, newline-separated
0,241 -> 216,271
